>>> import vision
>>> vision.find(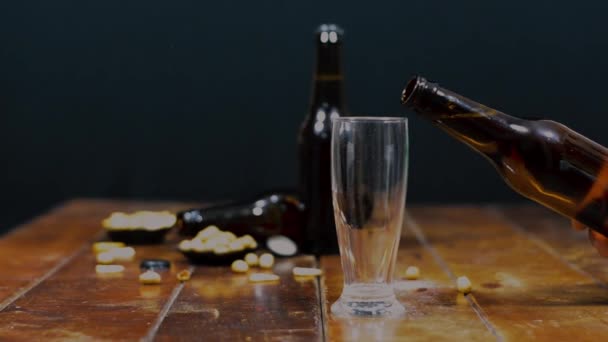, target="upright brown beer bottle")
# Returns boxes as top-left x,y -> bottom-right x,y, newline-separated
298,24 -> 348,254
401,76 -> 608,237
